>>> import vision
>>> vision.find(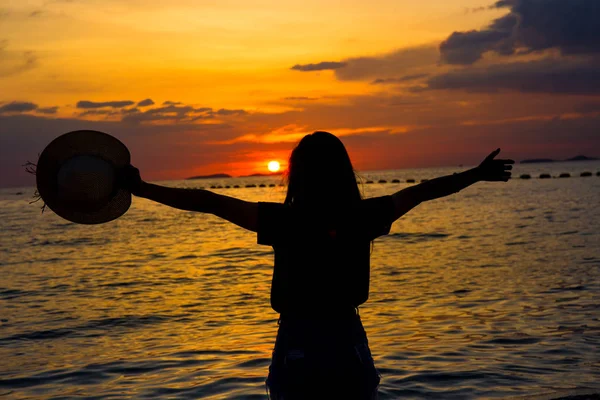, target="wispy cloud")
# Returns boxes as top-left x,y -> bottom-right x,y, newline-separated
283,97 -> 319,101
291,61 -> 347,72
0,40 -> 38,77
211,124 -> 416,145
335,46 -> 438,81
371,73 -> 430,85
